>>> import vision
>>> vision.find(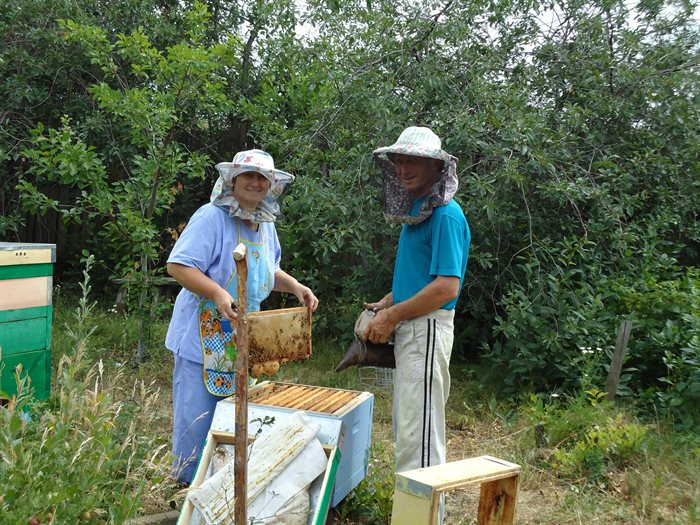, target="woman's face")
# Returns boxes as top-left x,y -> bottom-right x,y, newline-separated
233,171 -> 271,210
